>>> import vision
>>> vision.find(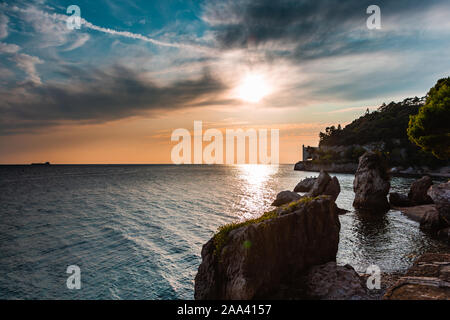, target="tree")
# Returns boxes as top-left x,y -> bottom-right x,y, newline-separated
407,77 -> 450,160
